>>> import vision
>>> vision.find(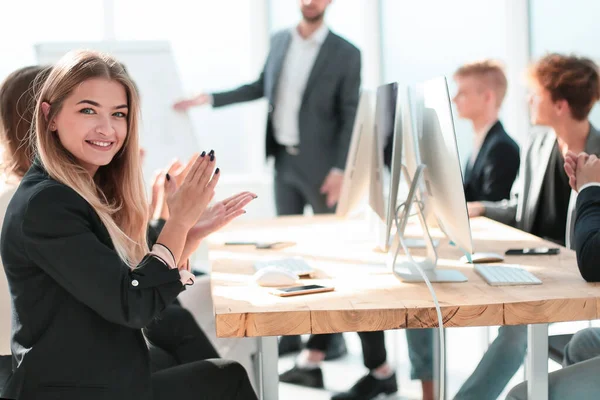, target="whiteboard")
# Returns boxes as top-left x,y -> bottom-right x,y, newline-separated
35,41 -> 200,185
